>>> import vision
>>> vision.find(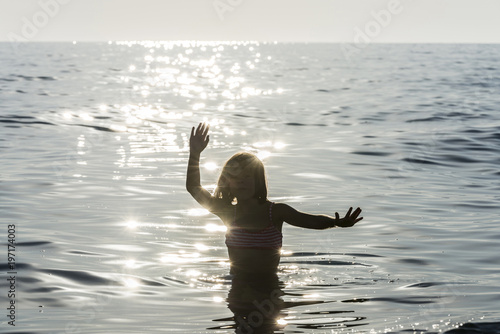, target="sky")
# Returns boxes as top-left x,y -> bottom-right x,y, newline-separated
1,0 -> 499,43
